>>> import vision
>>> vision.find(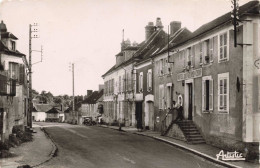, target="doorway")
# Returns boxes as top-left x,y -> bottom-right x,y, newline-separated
135,102 -> 143,129
188,83 -> 193,120
185,79 -> 194,120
